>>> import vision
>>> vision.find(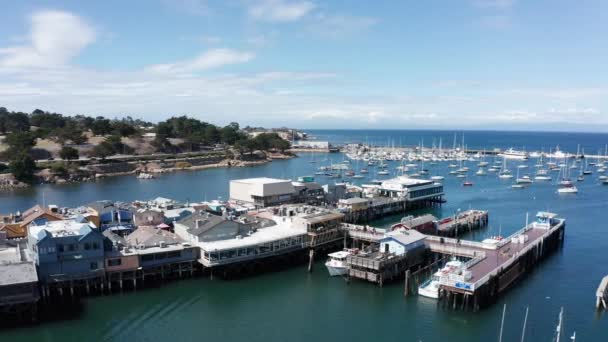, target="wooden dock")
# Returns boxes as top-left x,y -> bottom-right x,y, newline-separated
429,213 -> 565,311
